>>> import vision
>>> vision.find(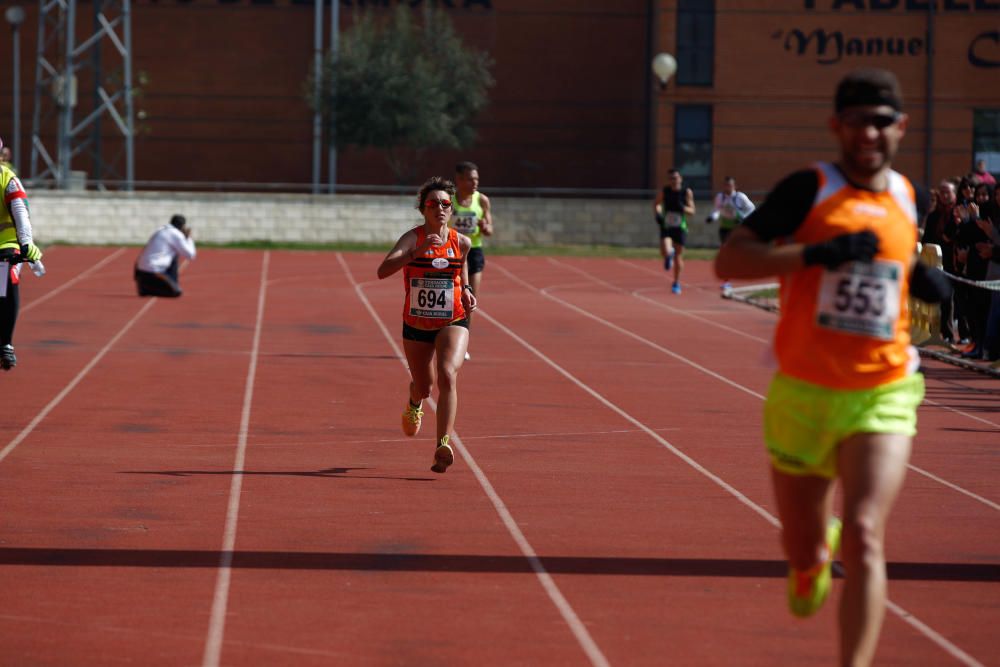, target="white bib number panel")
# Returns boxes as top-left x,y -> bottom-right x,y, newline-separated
663,212 -> 683,228
409,277 -> 454,319
815,260 -> 902,341
452,212 -> 478,235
